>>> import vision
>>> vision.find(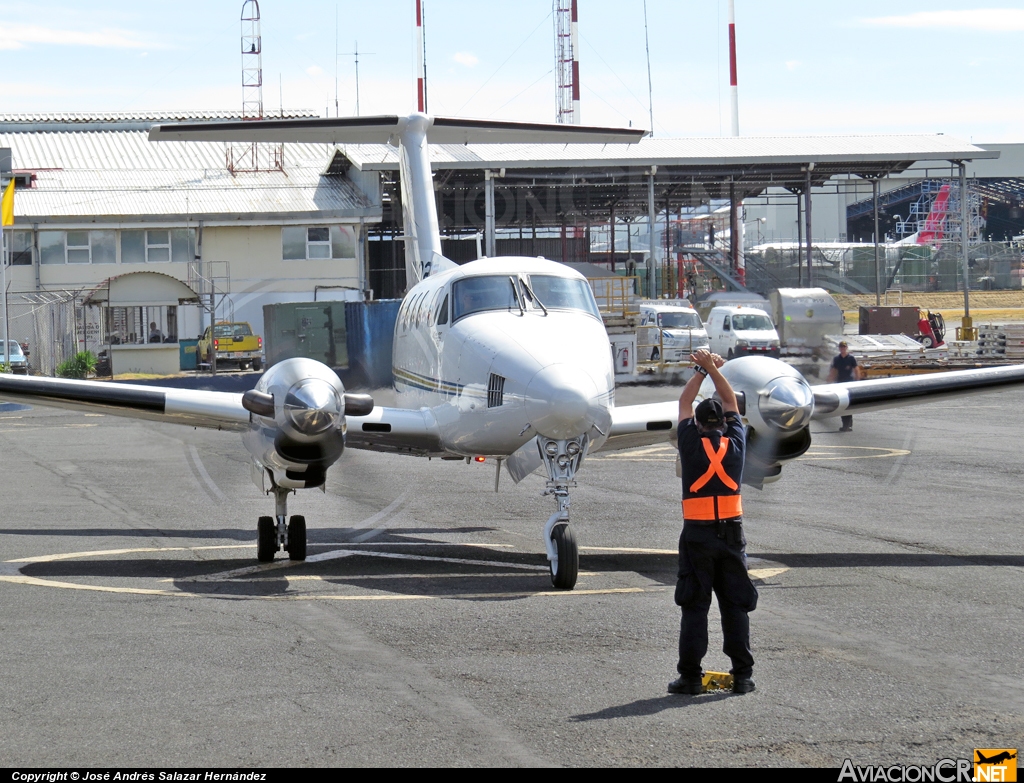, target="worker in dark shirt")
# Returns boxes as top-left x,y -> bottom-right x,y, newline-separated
669,348 -> 758,696
827,341 -> 862,432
